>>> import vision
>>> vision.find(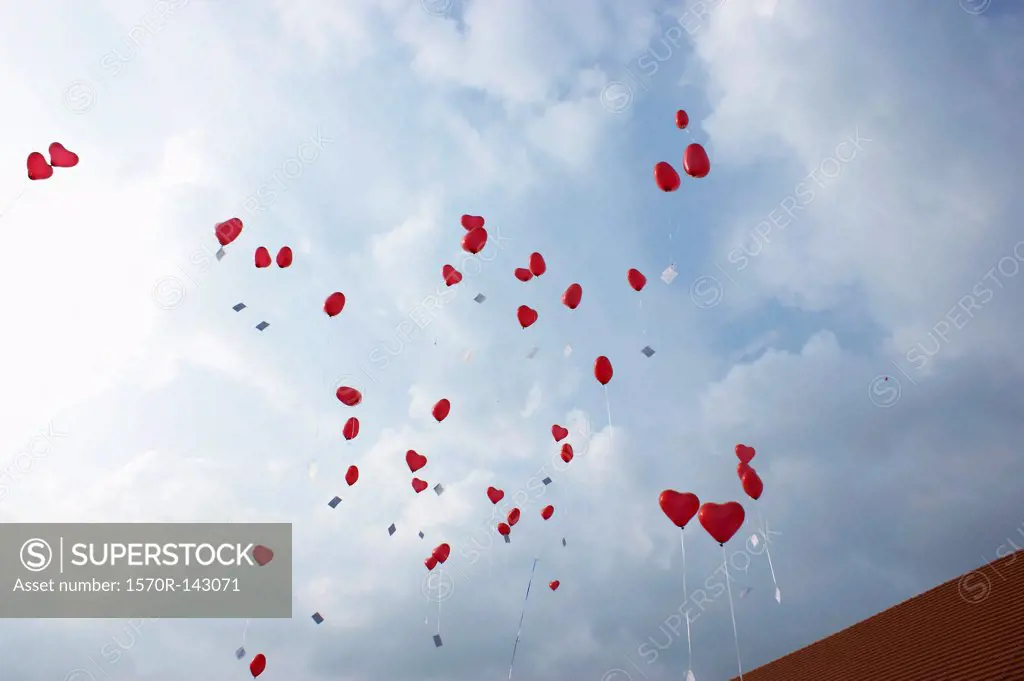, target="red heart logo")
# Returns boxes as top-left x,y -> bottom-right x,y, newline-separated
548,580 -> 560,591
26,152 -> 53,180
497,522 -> 510,536
540,505 -> 554,520
254,247 -> 271,268
432,543 -> 451,563
551,425 -> 568,442
249,653 -> 267,678
517,305 -> 538,329
252,545 -> 274,566
741,468 -> 763,500
486,486 -> 504,504
507,508 -> 521,526
658,490 -> 700,528
560,444 -> 573,463
48,142 -> 79,168
462,227 -> 488,254
276,246 -> 293,268
406,450 -> 427,472
215,218 -> 243,246
698,501 -> 746,545
442,265 -> 463,286
412,477 -> 428,493
336,386 -> 362,406
735,444 -> 755,464
461,214 -> 485,230
514,267 -> 534,282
